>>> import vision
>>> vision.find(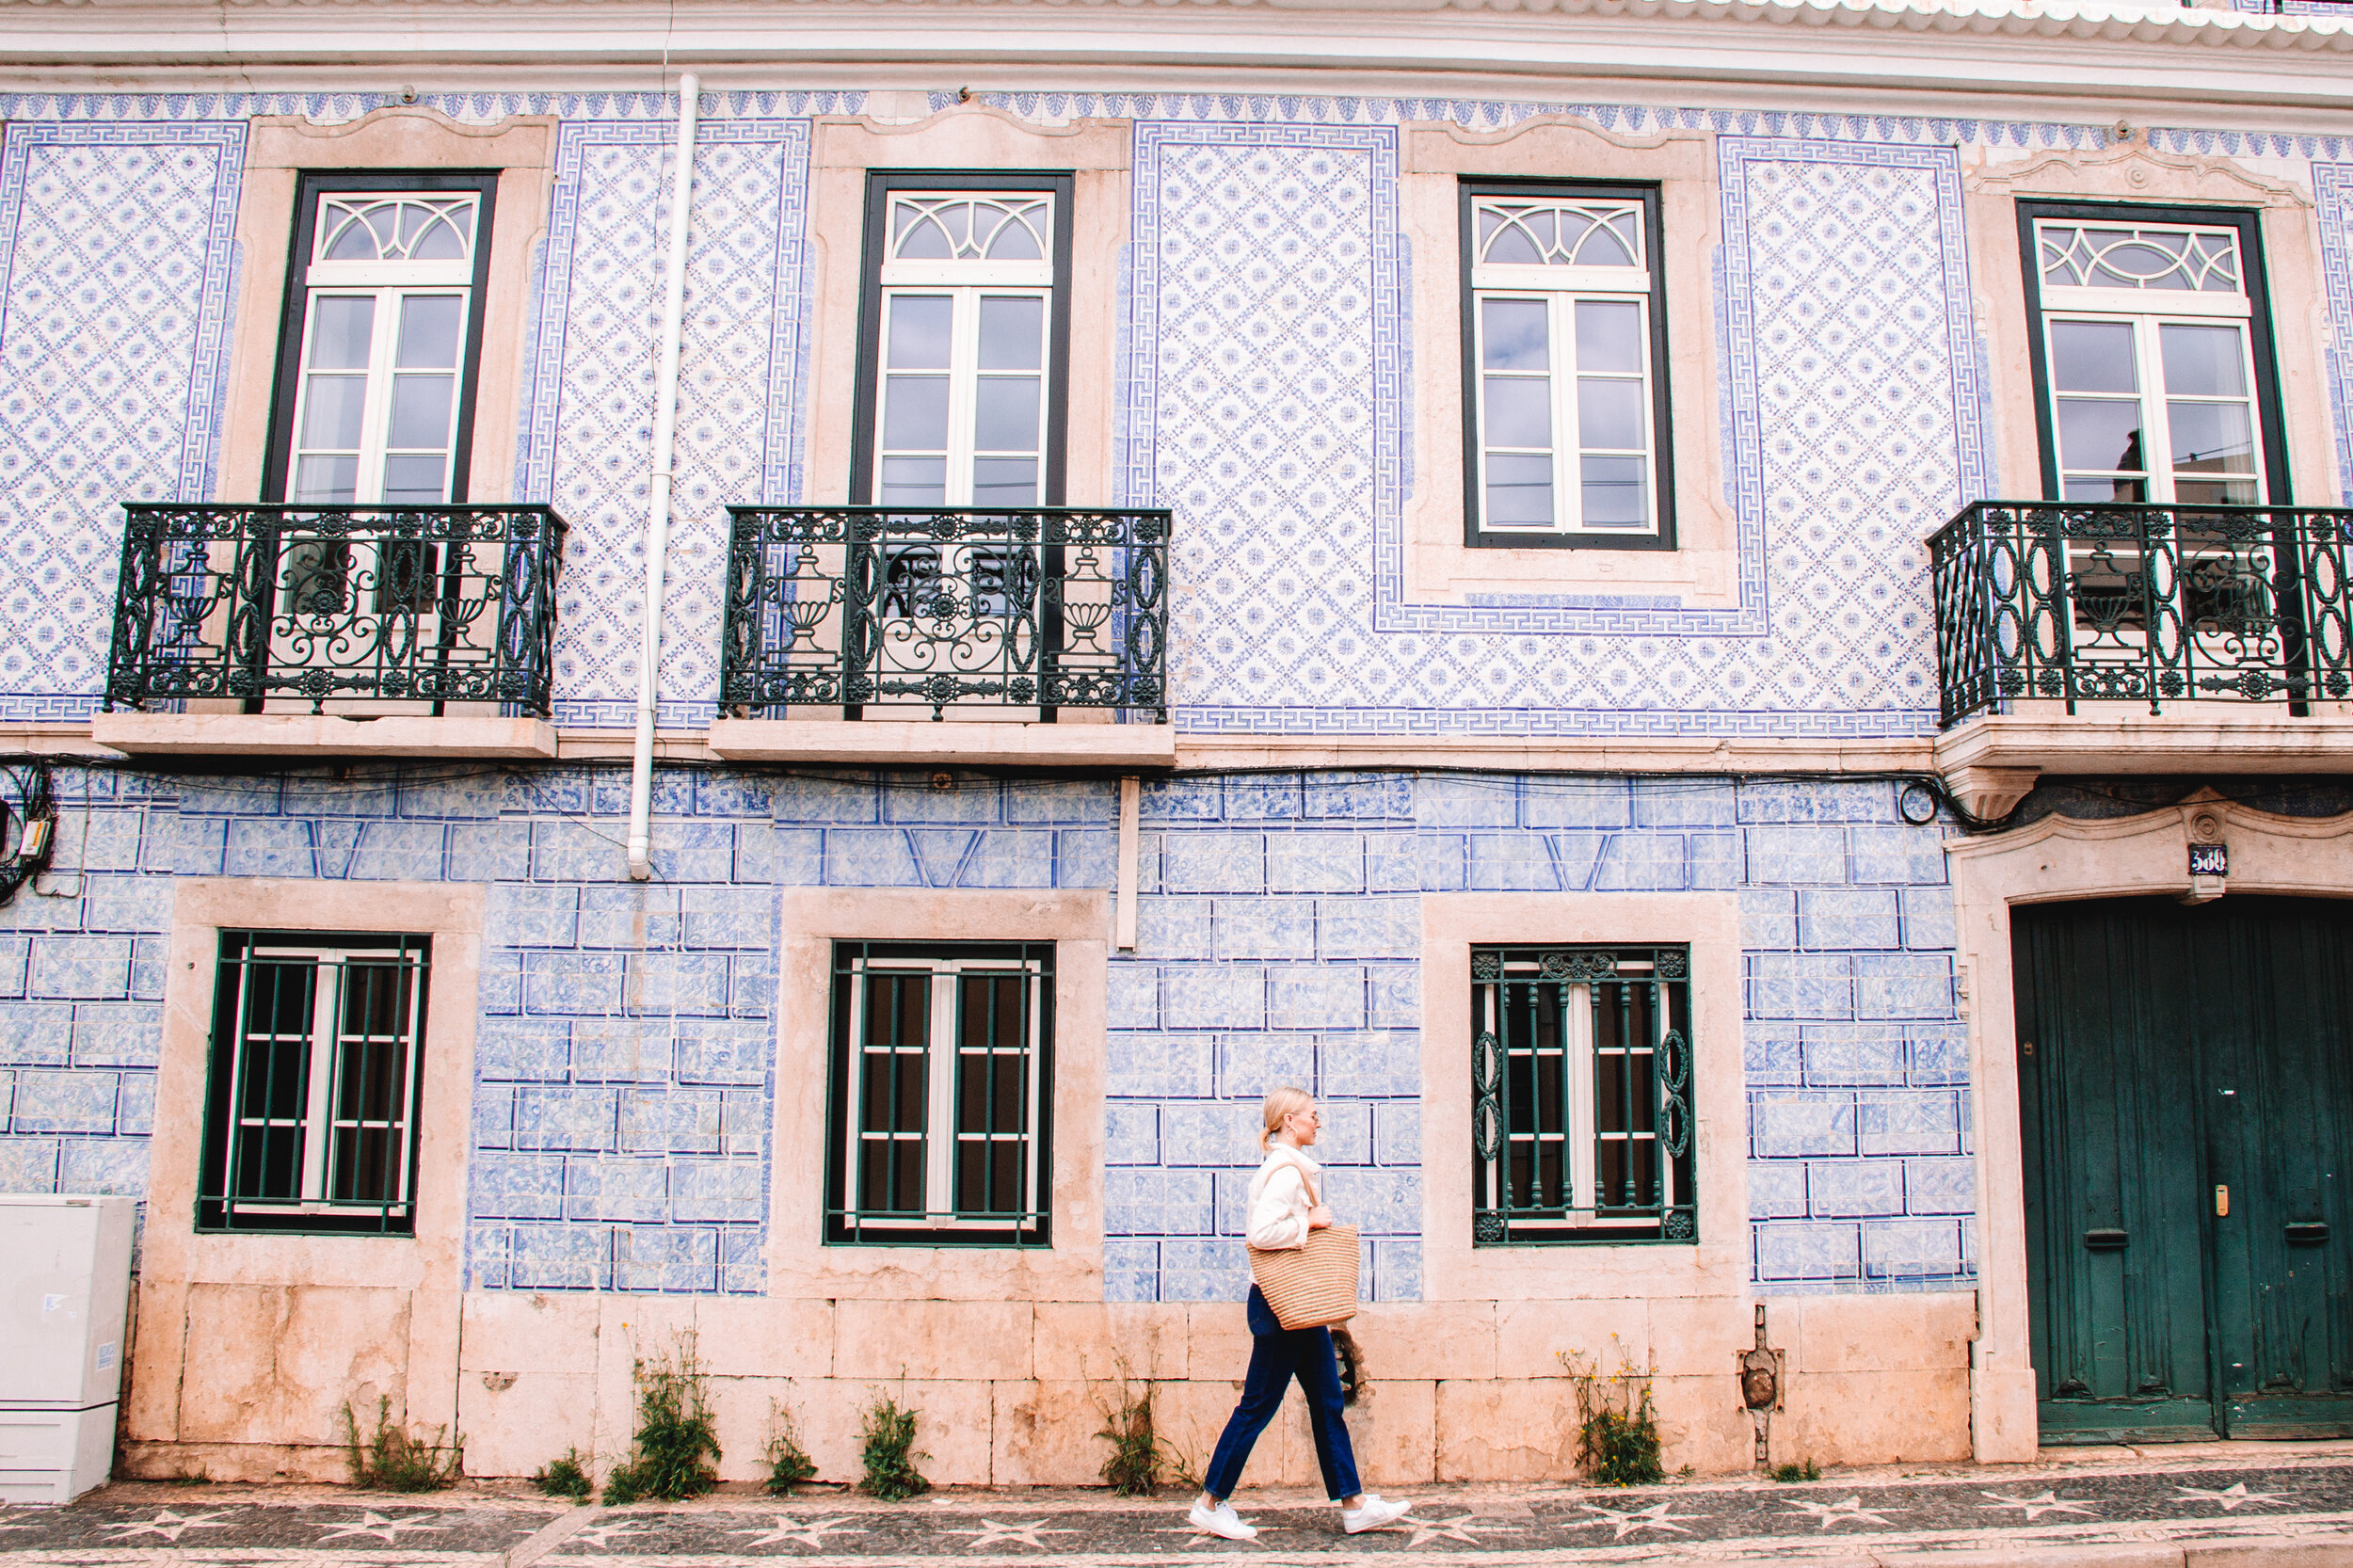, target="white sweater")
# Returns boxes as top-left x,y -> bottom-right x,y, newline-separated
1245,1144 -> 1322,1251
